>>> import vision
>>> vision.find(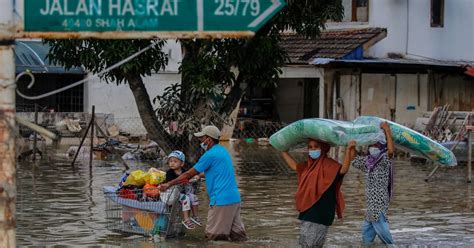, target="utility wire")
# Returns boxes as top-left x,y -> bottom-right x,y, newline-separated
16,41 -> 157,100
